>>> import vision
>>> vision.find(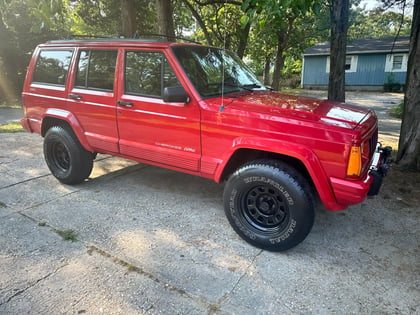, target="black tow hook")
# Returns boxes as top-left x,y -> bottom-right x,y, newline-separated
378,146 -> 392,176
